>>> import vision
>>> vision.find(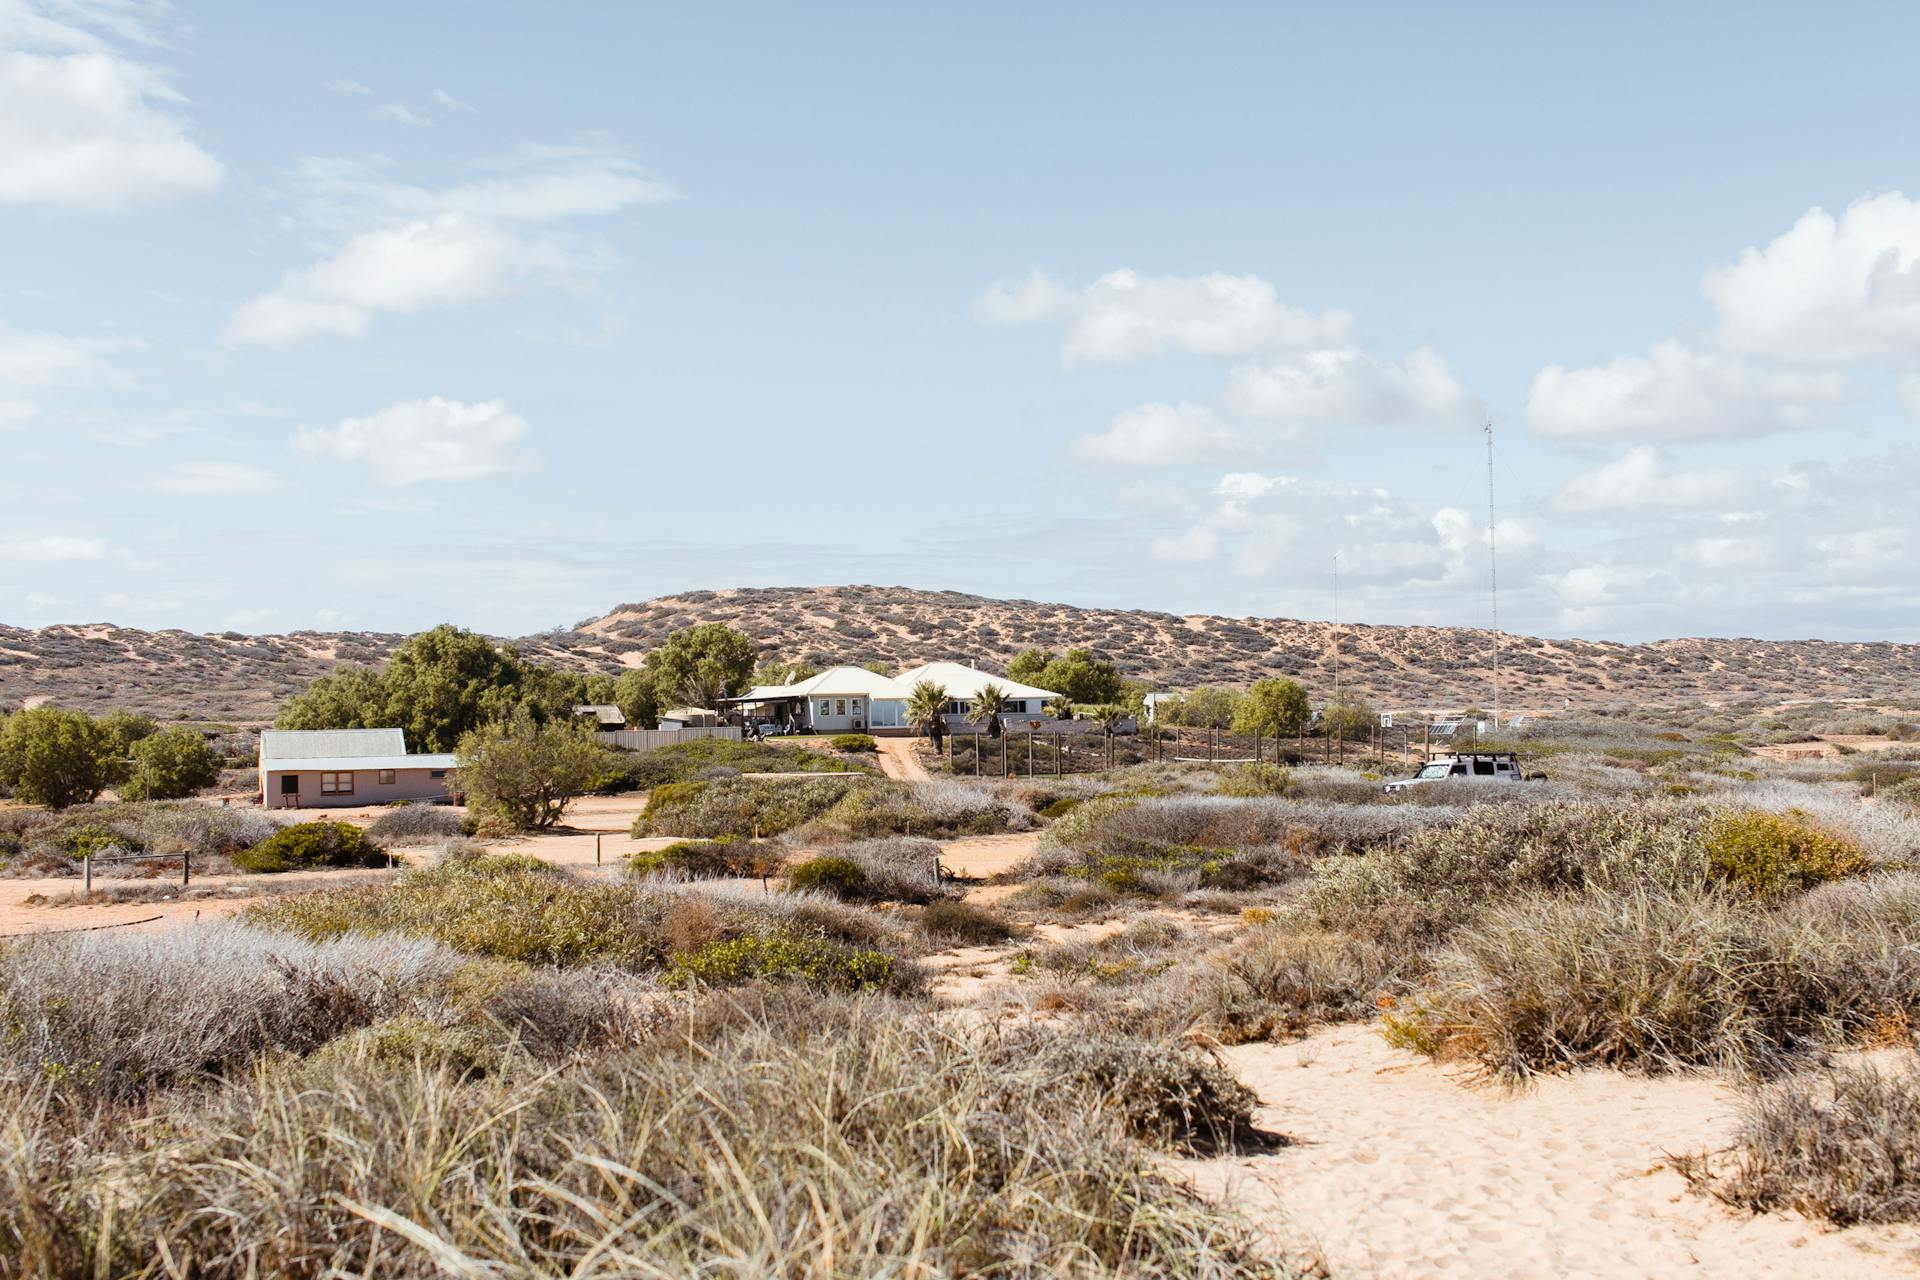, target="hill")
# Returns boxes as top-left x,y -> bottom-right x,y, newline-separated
4,585 -> 1917,722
